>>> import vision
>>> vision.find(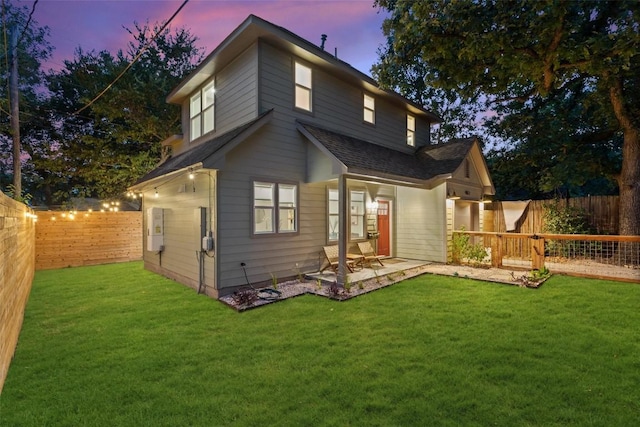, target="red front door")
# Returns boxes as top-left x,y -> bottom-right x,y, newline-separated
377,201 -> 390,256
